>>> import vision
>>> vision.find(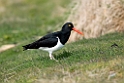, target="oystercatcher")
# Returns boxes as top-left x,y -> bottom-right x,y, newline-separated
23,22 -> 84,60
